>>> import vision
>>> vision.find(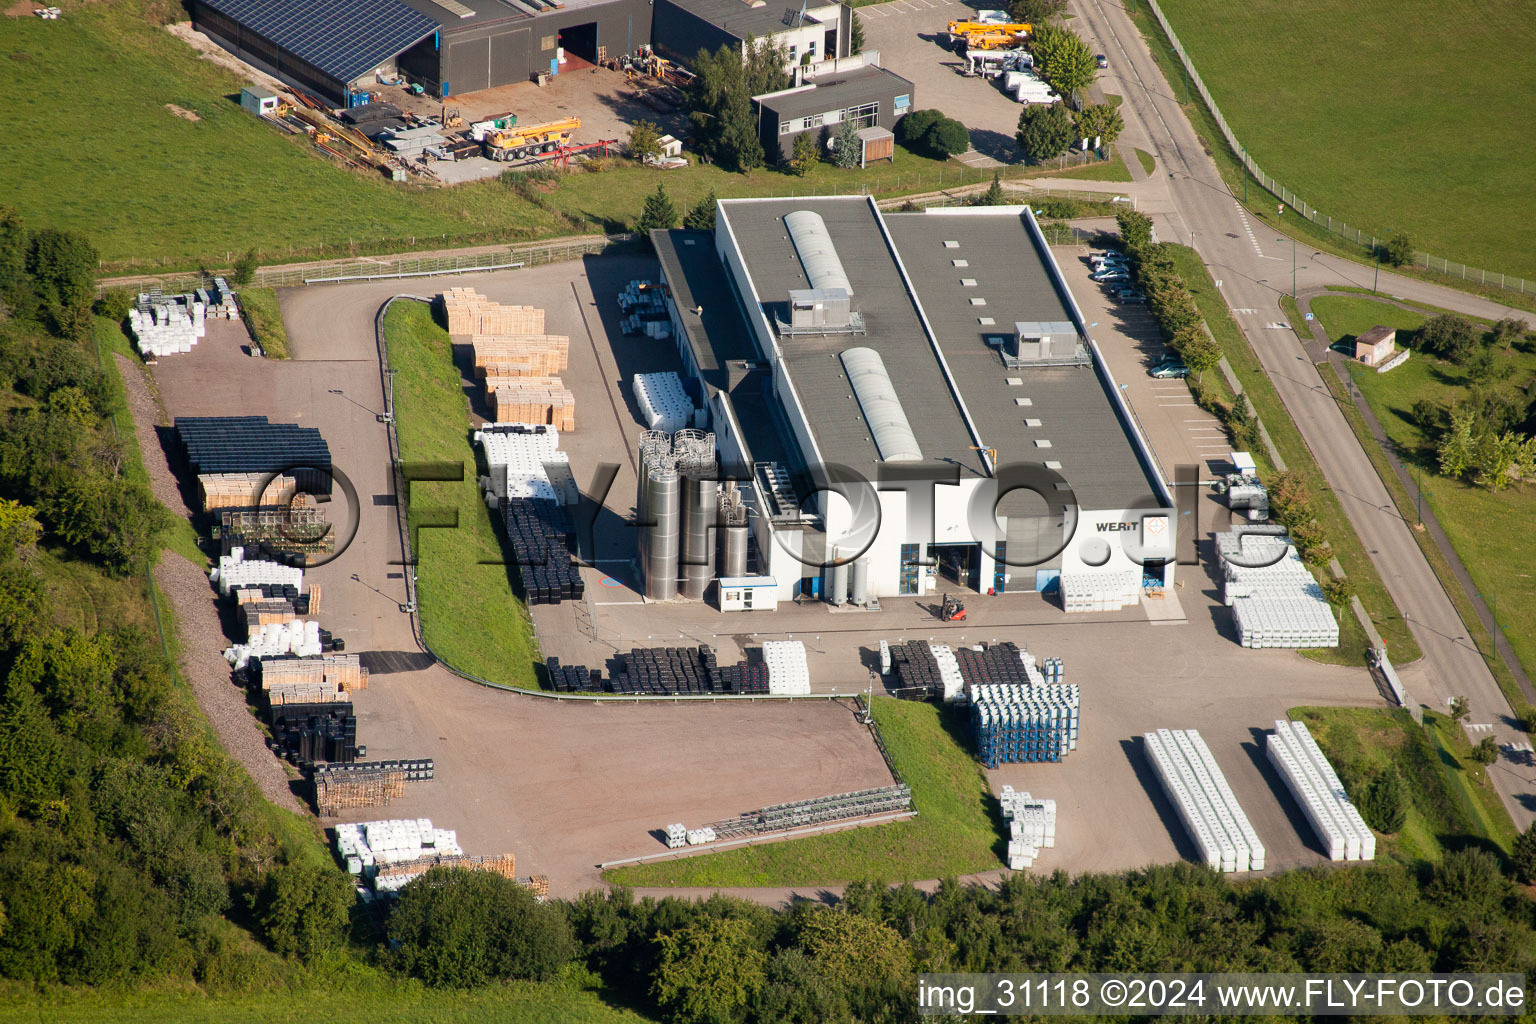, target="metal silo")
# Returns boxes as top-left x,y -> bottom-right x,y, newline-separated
720,489 -> 749,578
827,546 -> 848,606
850,557 -> 869,606
681,471 -> 717,600
645,459 -> 680,601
